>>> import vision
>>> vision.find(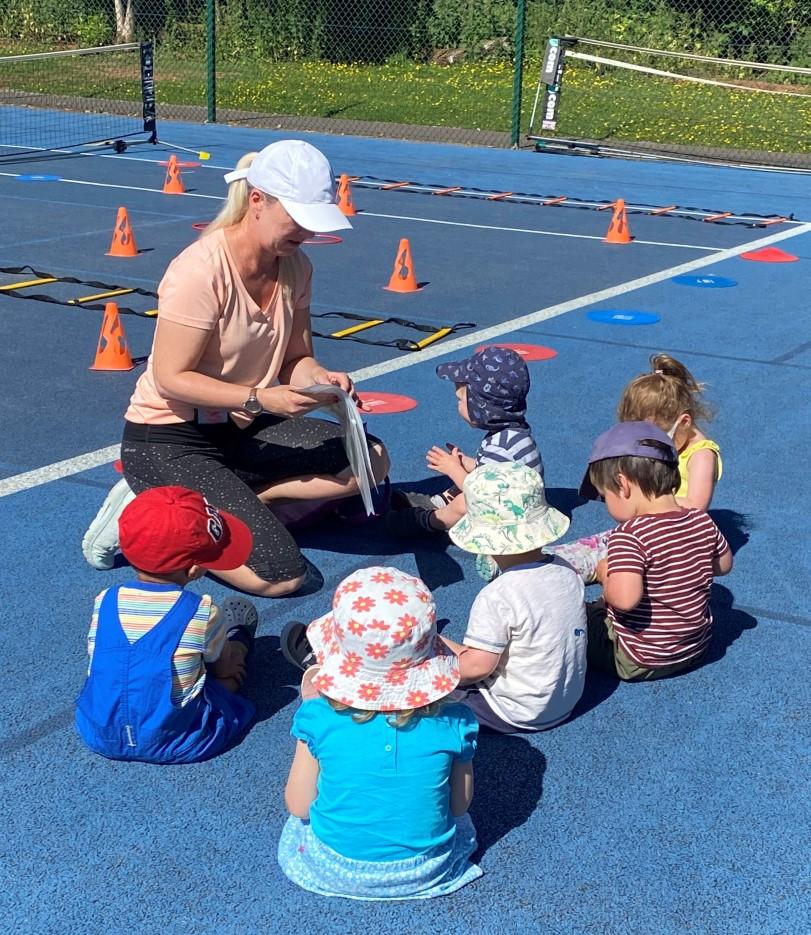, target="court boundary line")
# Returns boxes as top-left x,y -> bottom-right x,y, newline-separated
1,219 -> 809,499
0,170 -> 735,251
